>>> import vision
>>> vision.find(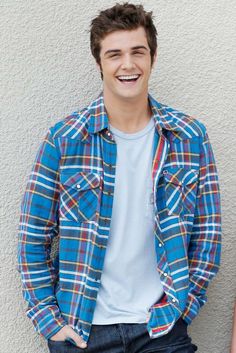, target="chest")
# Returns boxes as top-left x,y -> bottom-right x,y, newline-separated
57,131 -> 201,223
